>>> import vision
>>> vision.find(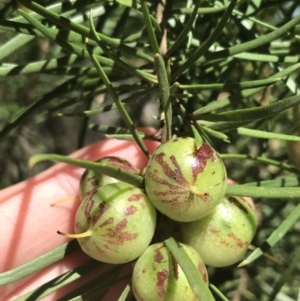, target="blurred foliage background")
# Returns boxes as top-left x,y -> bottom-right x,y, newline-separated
1,0 -> 300,300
